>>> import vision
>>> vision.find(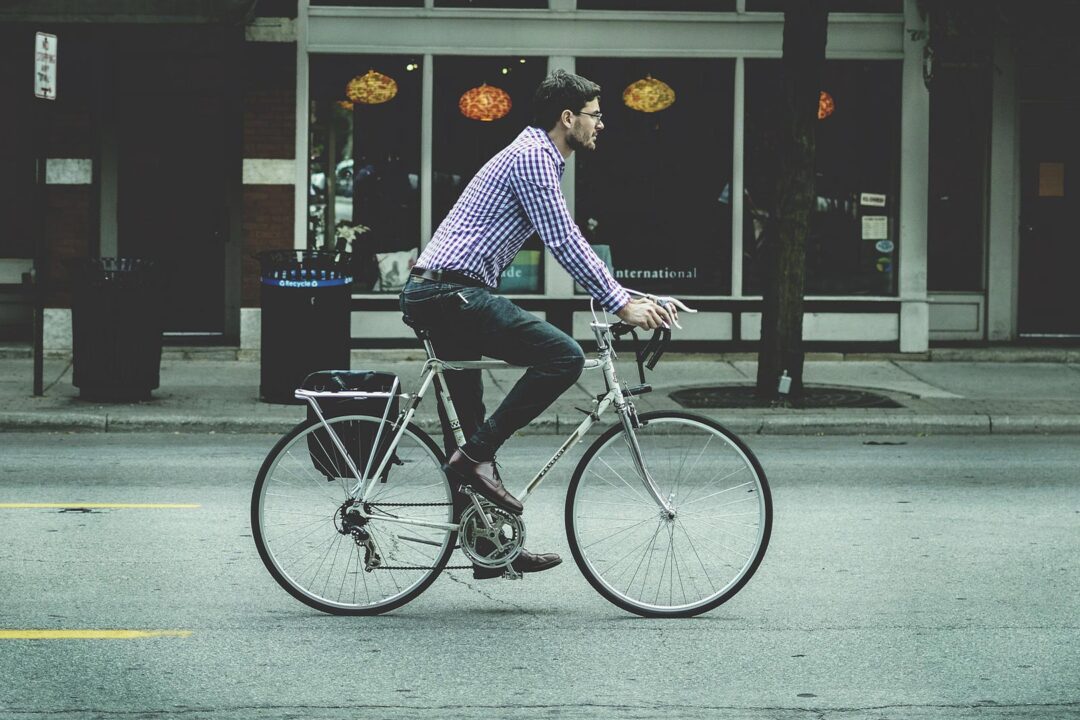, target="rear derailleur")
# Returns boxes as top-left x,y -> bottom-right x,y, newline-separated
335,499 -> 382,572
